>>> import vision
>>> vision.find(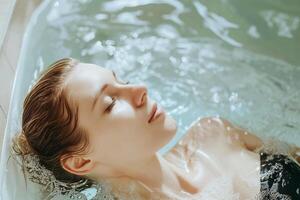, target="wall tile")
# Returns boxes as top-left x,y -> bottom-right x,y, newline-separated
0,0 -> 16,48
